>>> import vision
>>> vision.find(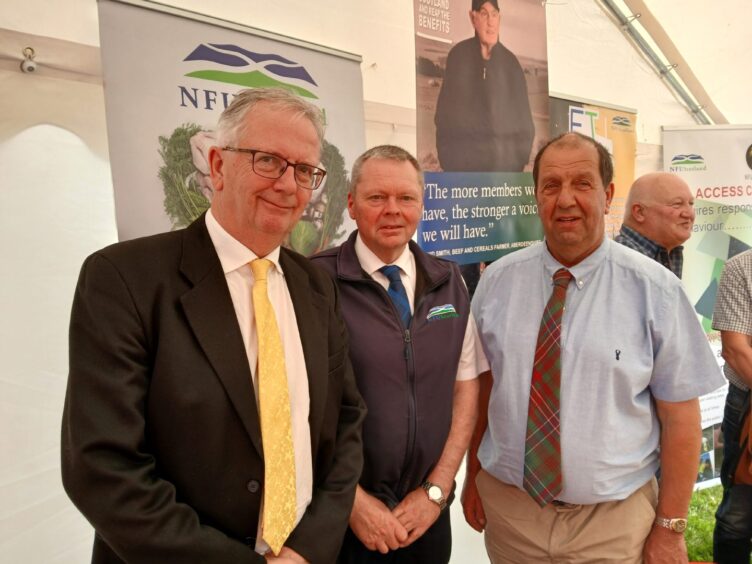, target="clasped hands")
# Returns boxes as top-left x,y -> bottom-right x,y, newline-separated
350,487 -> 441,554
